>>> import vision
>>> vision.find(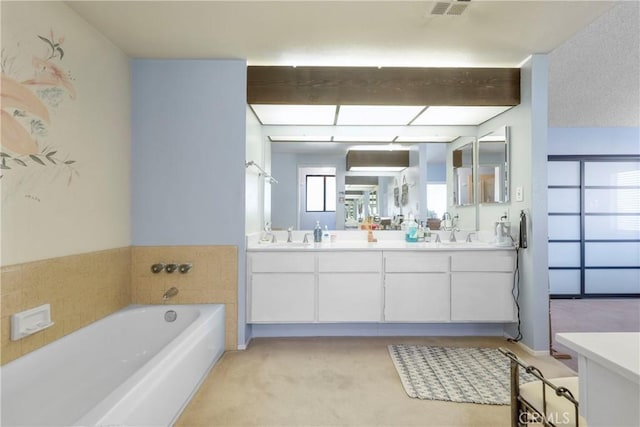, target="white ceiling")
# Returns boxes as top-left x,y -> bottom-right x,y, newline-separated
66,0 -> 618,157
67,0 -> 615,68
